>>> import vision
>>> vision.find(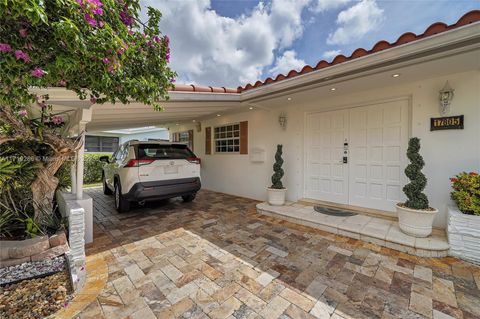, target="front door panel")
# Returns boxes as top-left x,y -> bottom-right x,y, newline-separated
305,99 -> 408,212
348,100 -> 408,211
306,110 -> 349,204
